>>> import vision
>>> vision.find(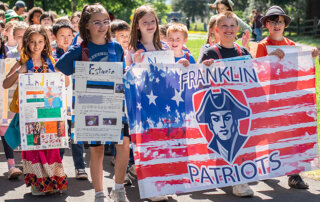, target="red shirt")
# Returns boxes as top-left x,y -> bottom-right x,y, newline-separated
255,37 -> 295,58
